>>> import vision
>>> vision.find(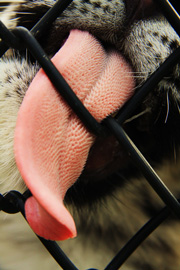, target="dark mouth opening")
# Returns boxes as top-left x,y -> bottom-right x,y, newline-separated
125,0 -> 157,24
